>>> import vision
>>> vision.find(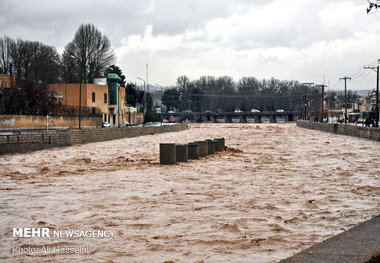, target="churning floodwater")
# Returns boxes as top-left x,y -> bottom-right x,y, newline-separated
0,123 -> 379,262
